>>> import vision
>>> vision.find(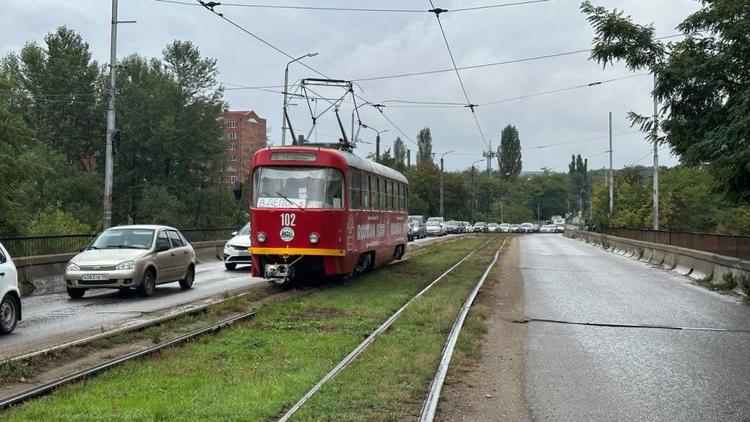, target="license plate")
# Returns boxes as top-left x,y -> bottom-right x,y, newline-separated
82,274 -> 108,281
